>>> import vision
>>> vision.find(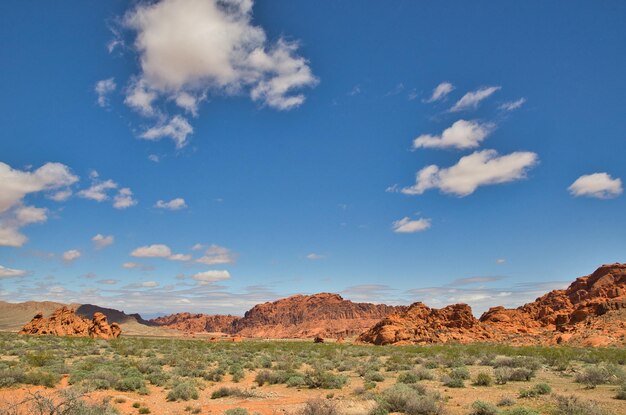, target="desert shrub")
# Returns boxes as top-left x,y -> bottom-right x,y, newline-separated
365,370 -> 385,382
501,407 -> 539,415
552,394 -> 612,415
497,396 -> 516,407
24,370 -> 61,388
441,375 -> 464,388
304,369 -> 348,389
495,367 -> 513,384
509,368 -> 535,382
0,389 -> 120,415
132,402 -> 141,408
519,383 -> 551,398
115,376 -> 145,393
167,381 -> 199,401
203,367 -> 225,382
254,369 -> 295,386
616,383 -> 626,400
138,408 -> 151,414
300,398 -> 339,415
224,409 -> 249,415
397,371 -> 419,384
286,375 -> 307,388
470,400 -> 498,415
374,383 -> 442,415
473,372 -> 493,386
450,366 -> 470,380
575,364 -> 625,388
210,386 -> 254,400
0,365 -> 27,387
